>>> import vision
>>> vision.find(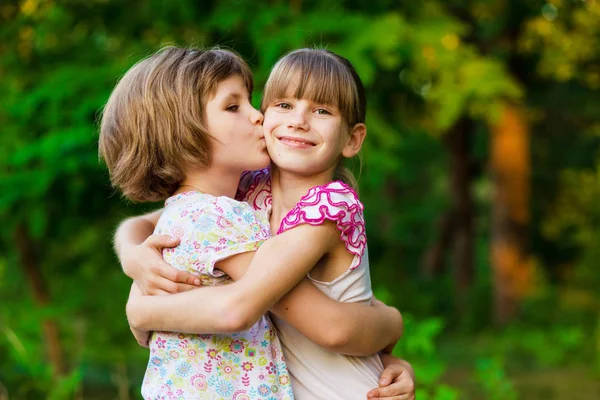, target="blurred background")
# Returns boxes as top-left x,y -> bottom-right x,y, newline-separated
1,0 -> 599,398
